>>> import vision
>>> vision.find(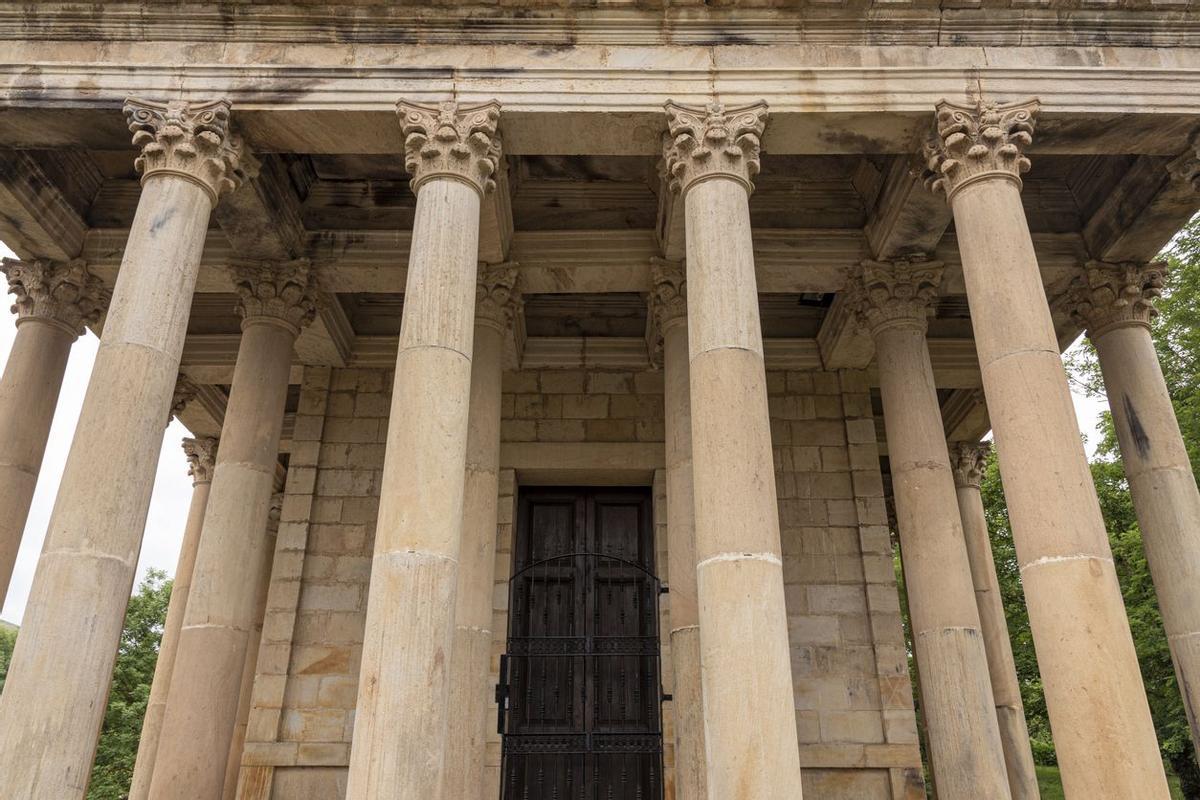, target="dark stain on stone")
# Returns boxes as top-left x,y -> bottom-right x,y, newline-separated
148,206 -> 176,236
1123,392 -> 1152,459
